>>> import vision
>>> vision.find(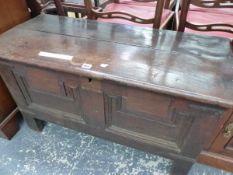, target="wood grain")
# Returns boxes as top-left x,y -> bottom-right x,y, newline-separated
0,14 -> 232,173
